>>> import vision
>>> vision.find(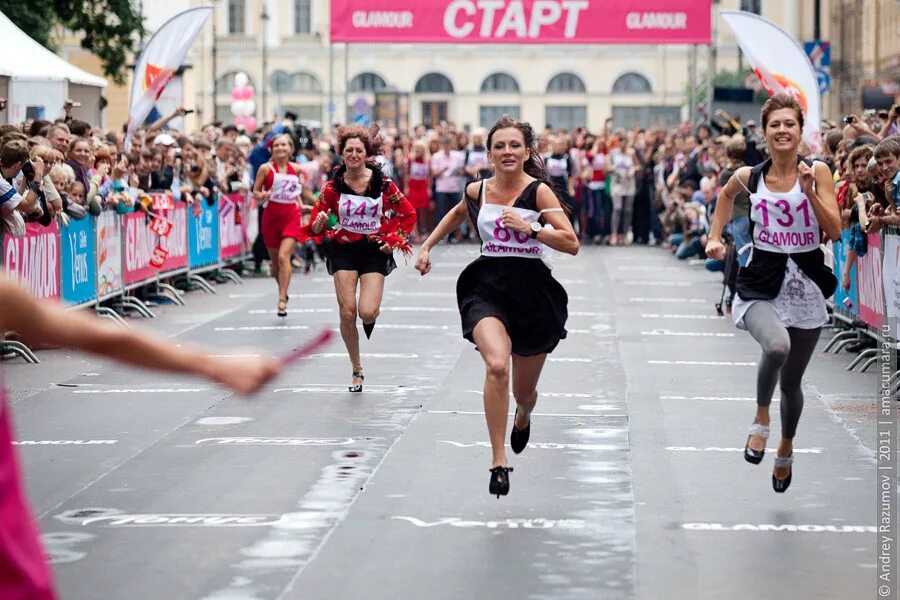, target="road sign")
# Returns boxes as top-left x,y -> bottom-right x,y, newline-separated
804,40 -> 831,94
